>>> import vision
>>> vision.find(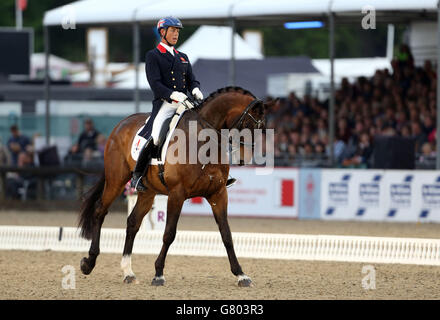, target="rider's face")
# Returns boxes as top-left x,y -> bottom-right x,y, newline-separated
162,27 -> 180,46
